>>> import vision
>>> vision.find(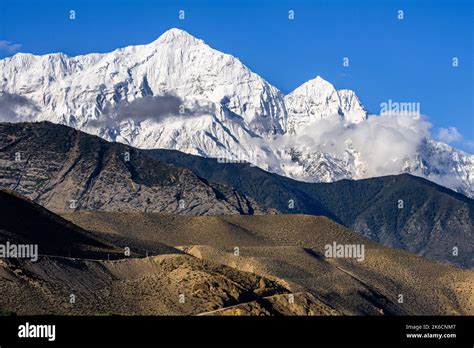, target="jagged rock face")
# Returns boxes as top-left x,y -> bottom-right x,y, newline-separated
0,122 -> 268,215
0,28 -> 472,197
